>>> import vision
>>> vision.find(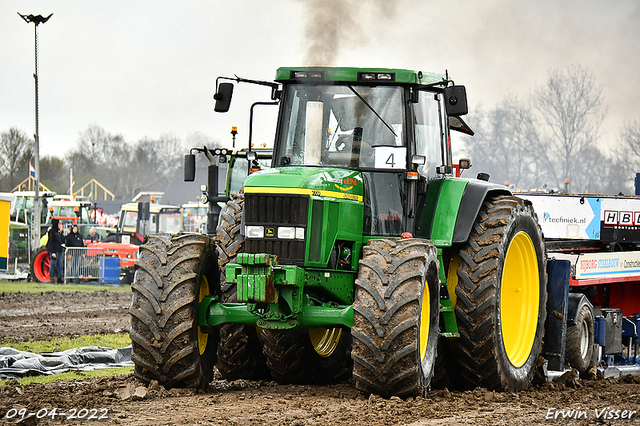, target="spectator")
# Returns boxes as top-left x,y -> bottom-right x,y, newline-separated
65,224 -> 84,248
88,227 -> 100,242
65,224 -> 85,283
46,219 -> 64,284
